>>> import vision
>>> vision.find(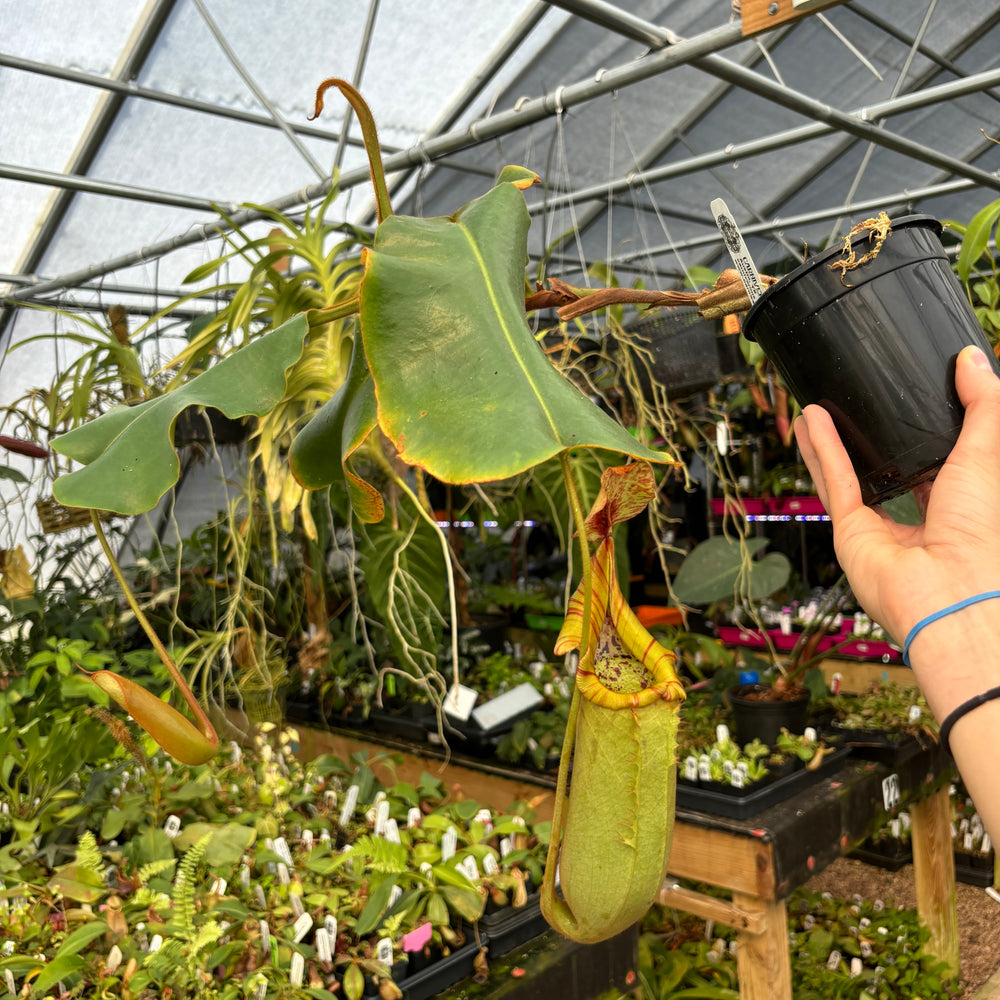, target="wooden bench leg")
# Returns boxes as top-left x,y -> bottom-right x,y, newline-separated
910,785 -> 960,980
732,893 -> 792,1000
